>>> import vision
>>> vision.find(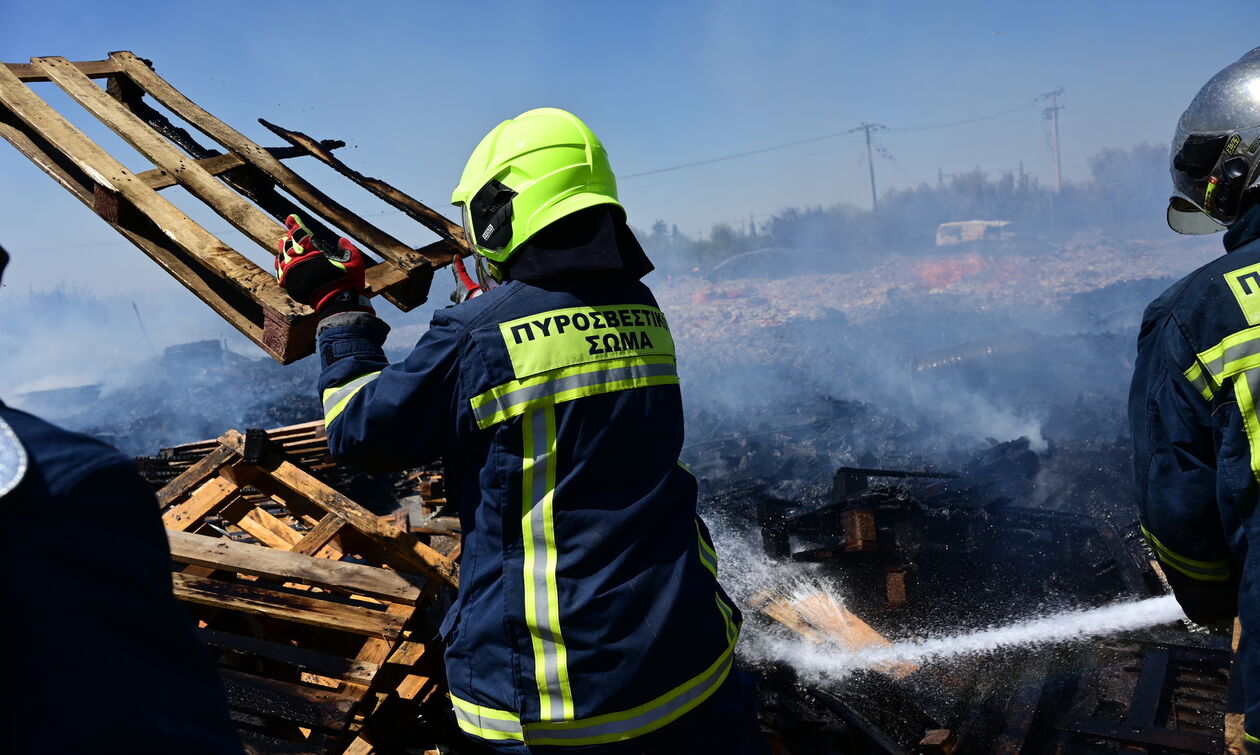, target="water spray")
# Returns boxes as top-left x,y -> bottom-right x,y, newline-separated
760,594 -> 1186,682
